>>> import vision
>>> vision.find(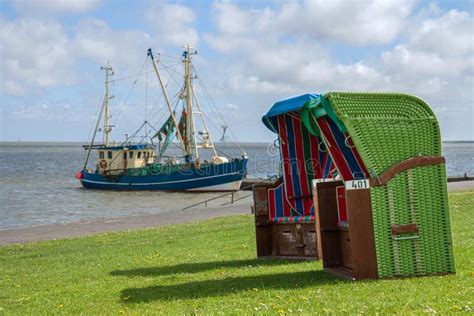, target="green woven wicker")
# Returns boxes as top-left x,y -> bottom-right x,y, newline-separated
308,92 -> 455,278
